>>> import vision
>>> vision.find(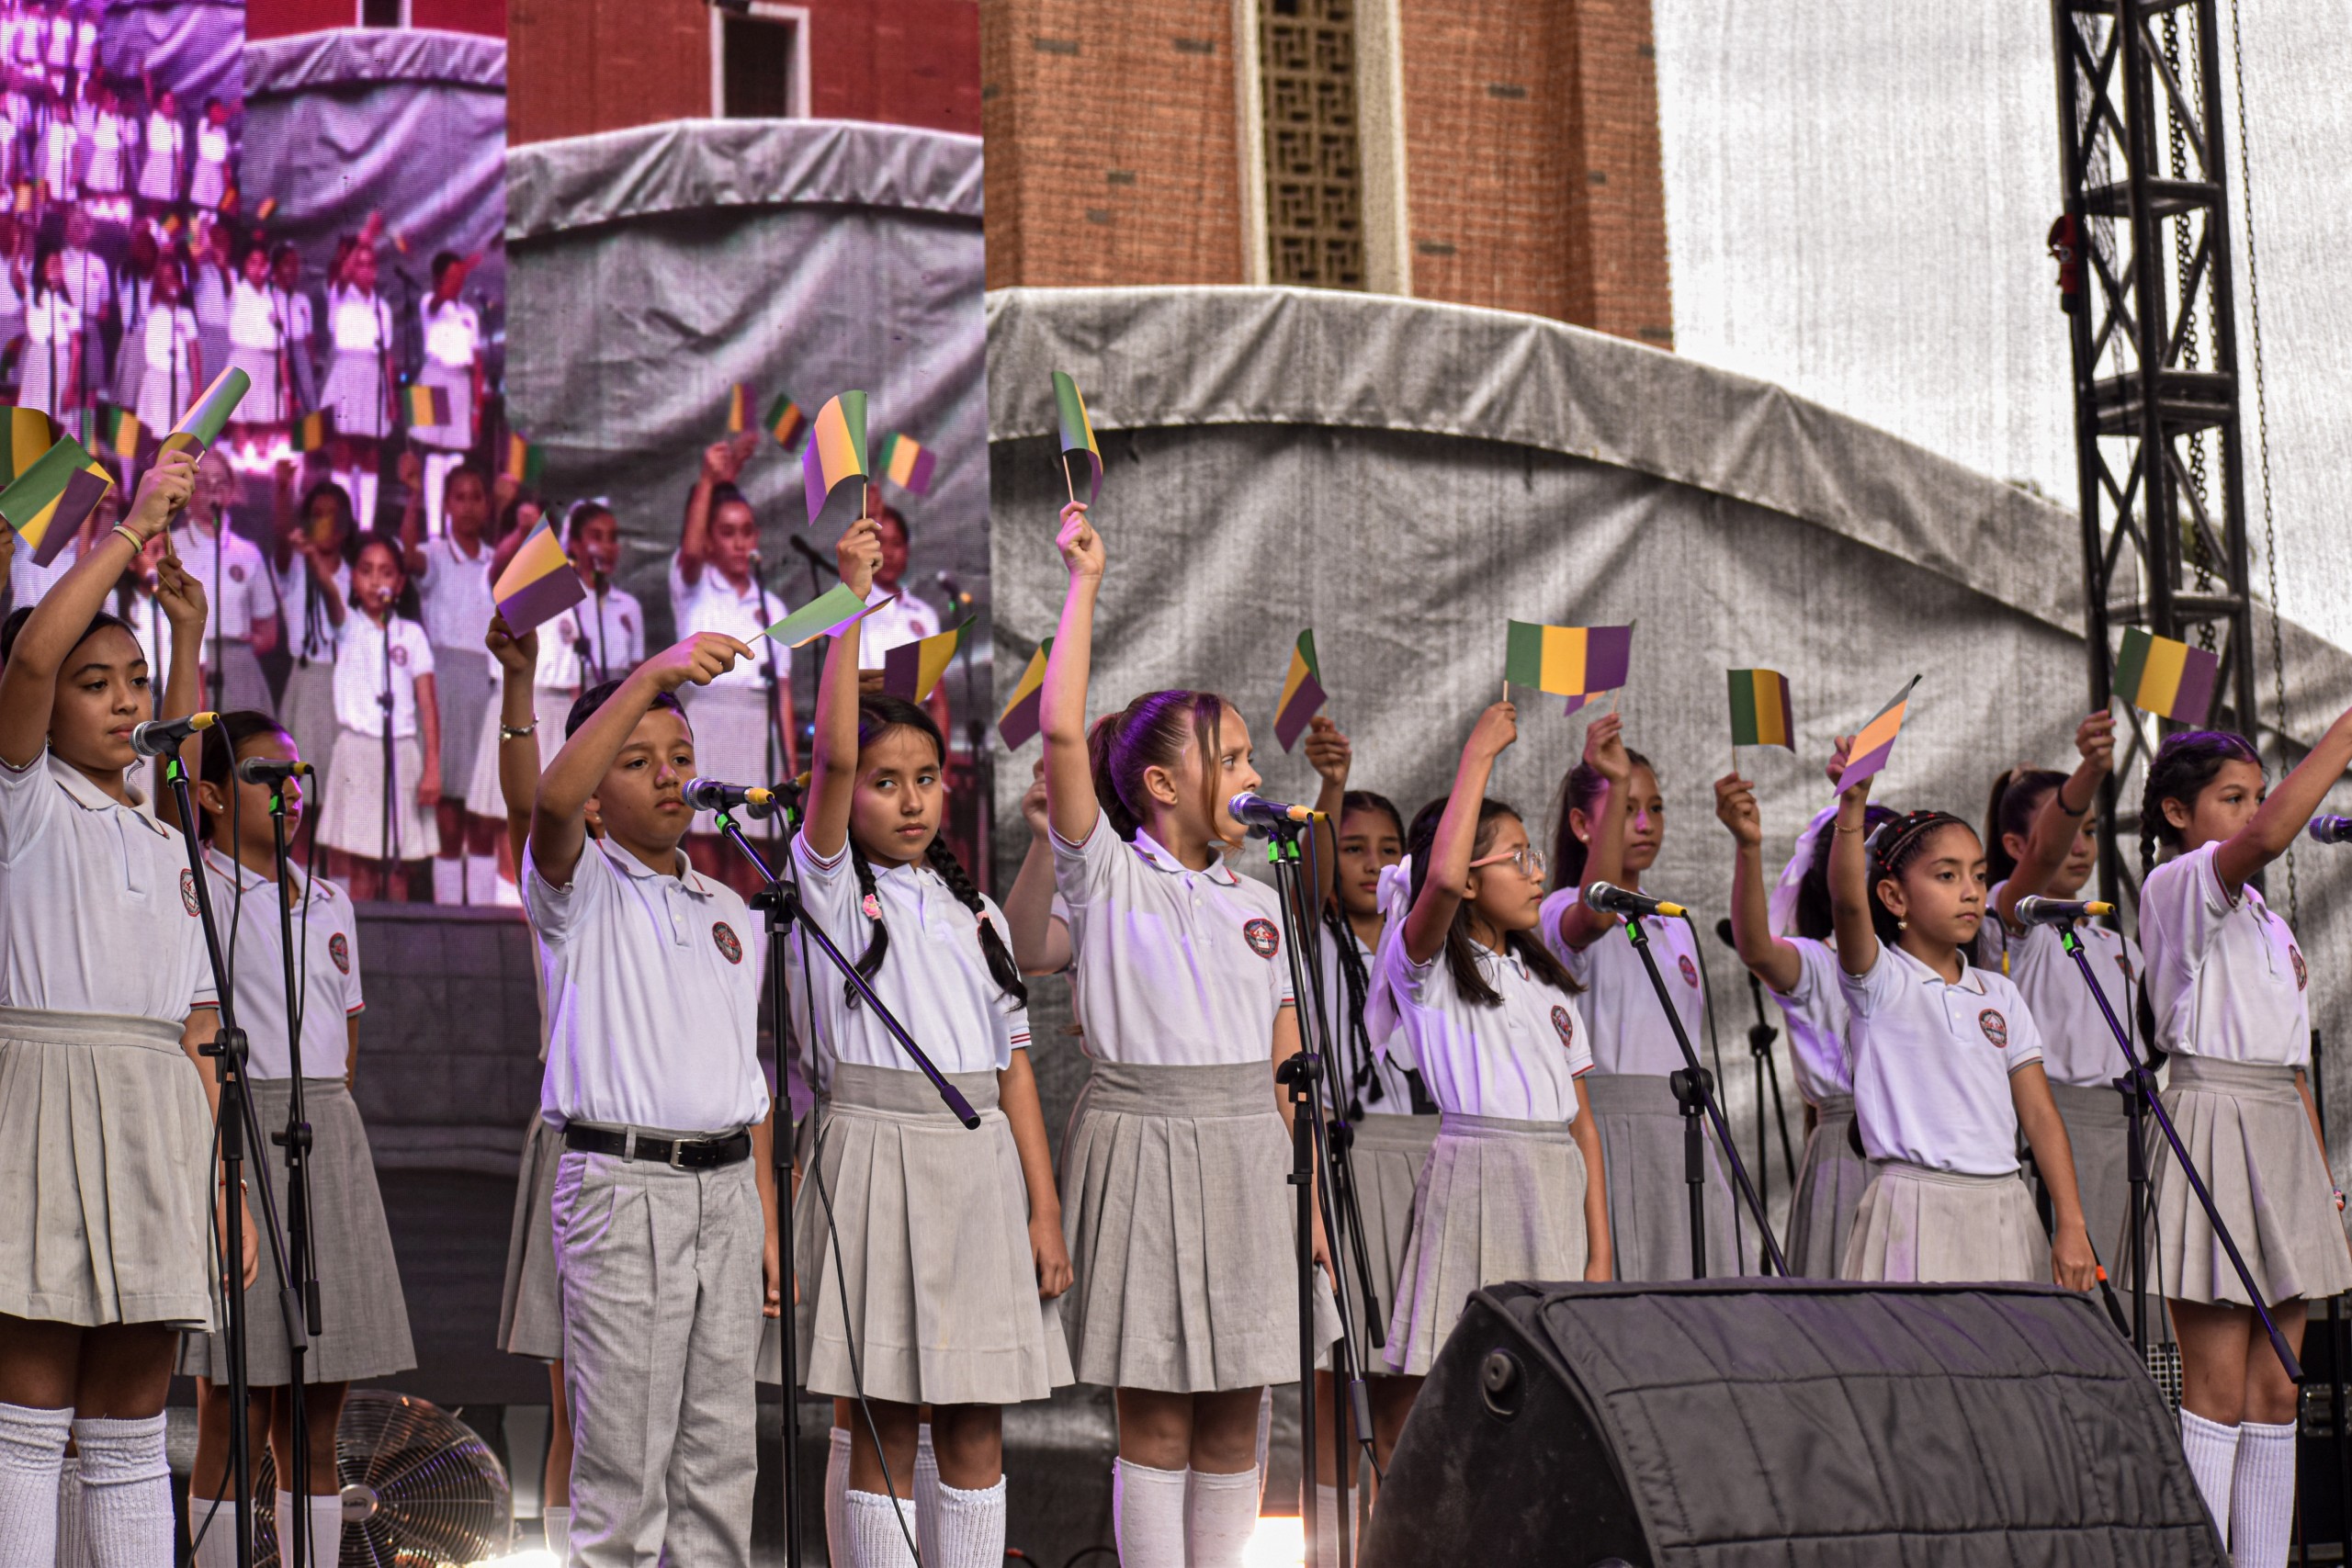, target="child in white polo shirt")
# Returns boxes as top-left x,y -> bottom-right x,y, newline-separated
526,630 -> 781,1568
1824,734 -> 2097,1291
2135,721 -> 2352,1566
